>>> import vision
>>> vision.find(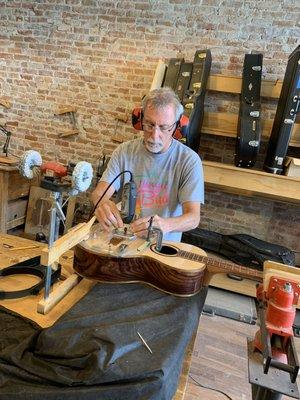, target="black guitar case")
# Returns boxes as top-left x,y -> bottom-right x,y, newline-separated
182,228 -> 295,270
174,62 -> 193,101
235,53 -> 263,168
263,45 -> 300,174
185,49 -> 212,153
162,58 -> 184,90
